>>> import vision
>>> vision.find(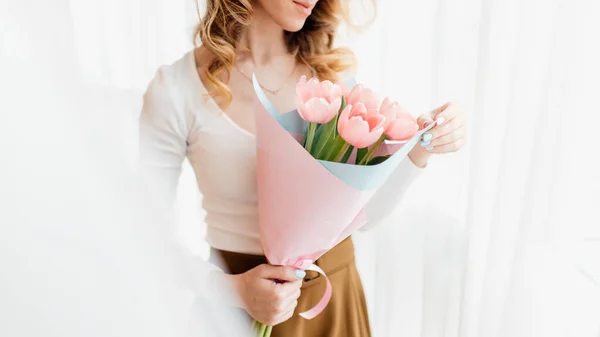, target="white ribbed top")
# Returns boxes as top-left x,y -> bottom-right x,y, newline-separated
139,50 -> 424,256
